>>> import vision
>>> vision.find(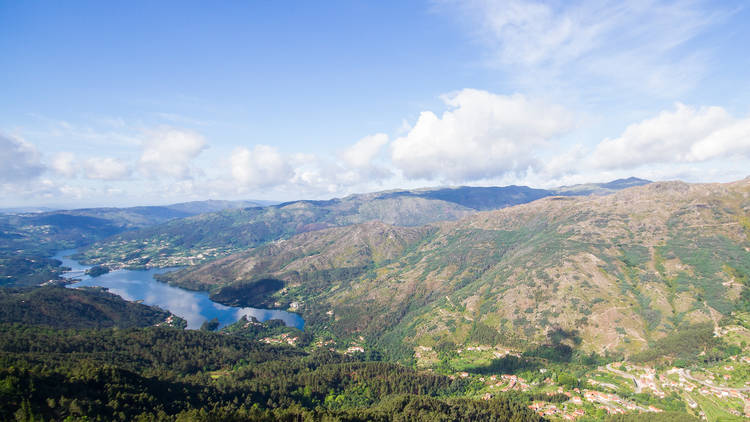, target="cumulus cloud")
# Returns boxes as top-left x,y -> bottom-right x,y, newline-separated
139,128 -> 207,179
390,89 -> 573,181
83,157 -> 131,180
50,152 -> 77,177
590,103 -> 750,169
341,133 -> 389,168
230,145 -> 293,189
0,134 -> 45,182
338,133 -> 393,183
